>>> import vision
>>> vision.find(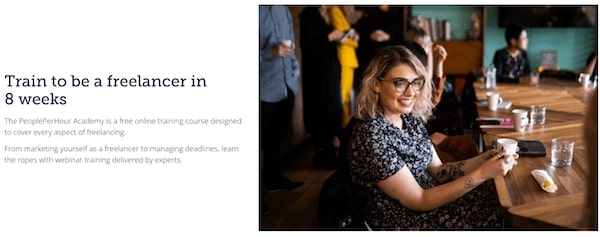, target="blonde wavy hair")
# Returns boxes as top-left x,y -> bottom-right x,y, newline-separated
354,46 -> 434,121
